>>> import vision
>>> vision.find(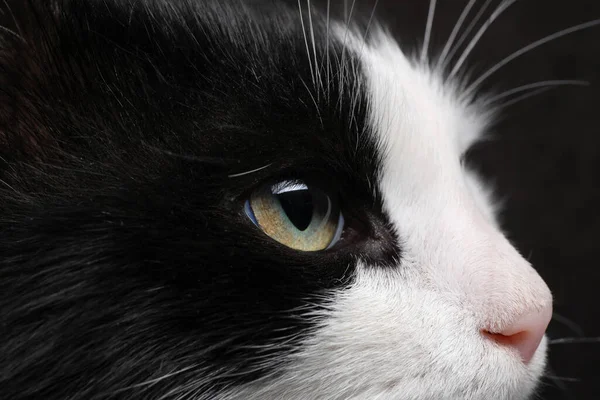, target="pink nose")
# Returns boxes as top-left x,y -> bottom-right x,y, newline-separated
483,303 -> 553,364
